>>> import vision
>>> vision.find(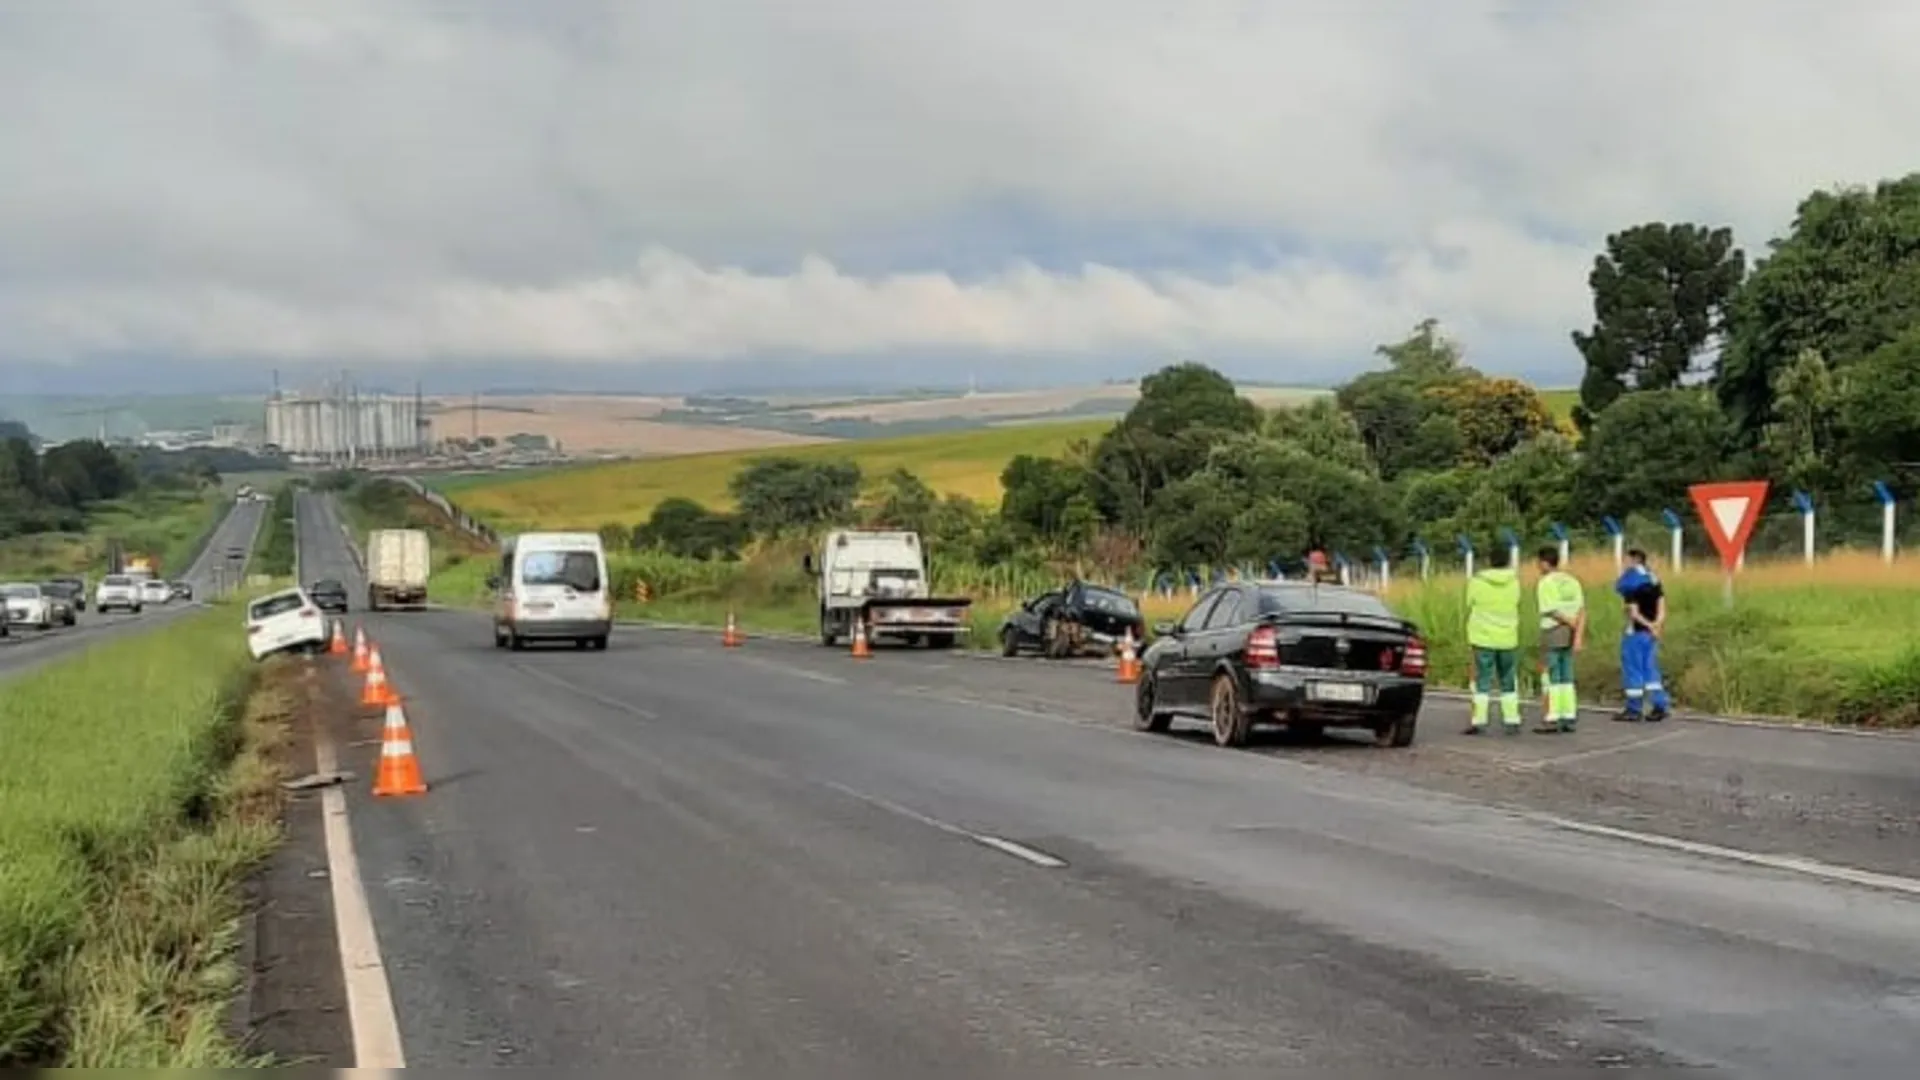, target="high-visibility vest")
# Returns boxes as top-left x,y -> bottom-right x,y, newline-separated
1537,570 -> 1584,630
1466,568 -> 1521,650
